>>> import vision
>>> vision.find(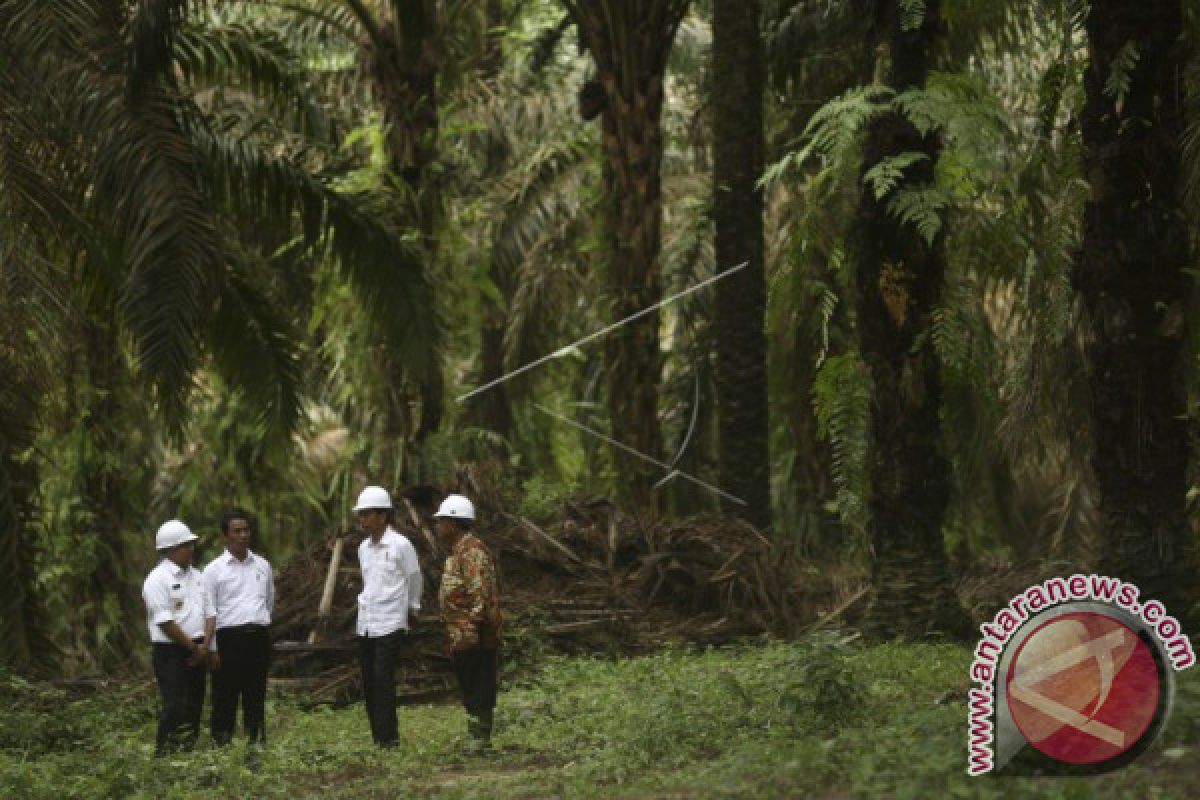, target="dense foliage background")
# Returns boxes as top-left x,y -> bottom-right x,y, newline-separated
3,0 -> 1200,678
